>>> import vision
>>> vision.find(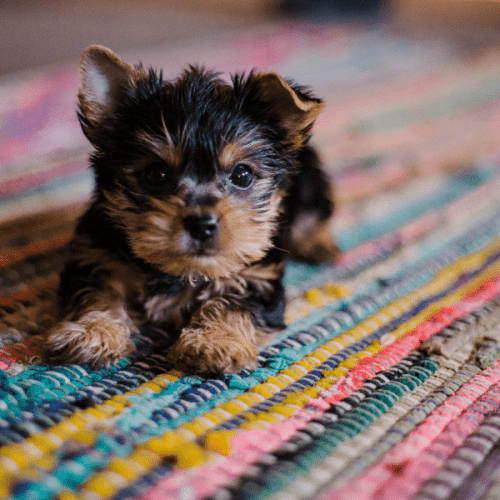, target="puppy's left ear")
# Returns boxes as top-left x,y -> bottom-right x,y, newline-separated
78,45 -> 144,146
252,72 -> 324,145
